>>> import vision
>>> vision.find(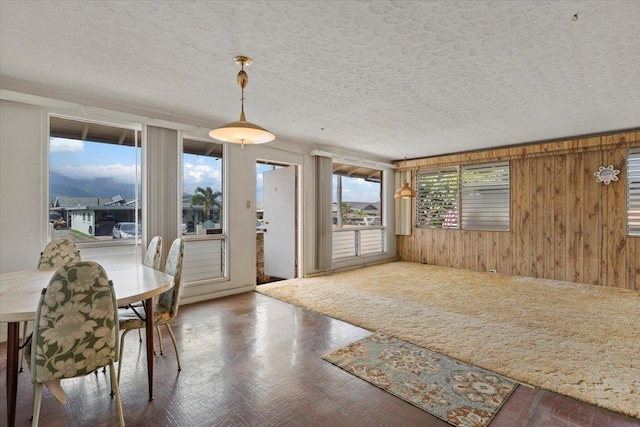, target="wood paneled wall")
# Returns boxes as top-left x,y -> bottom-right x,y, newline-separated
396,130 -> 640,290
